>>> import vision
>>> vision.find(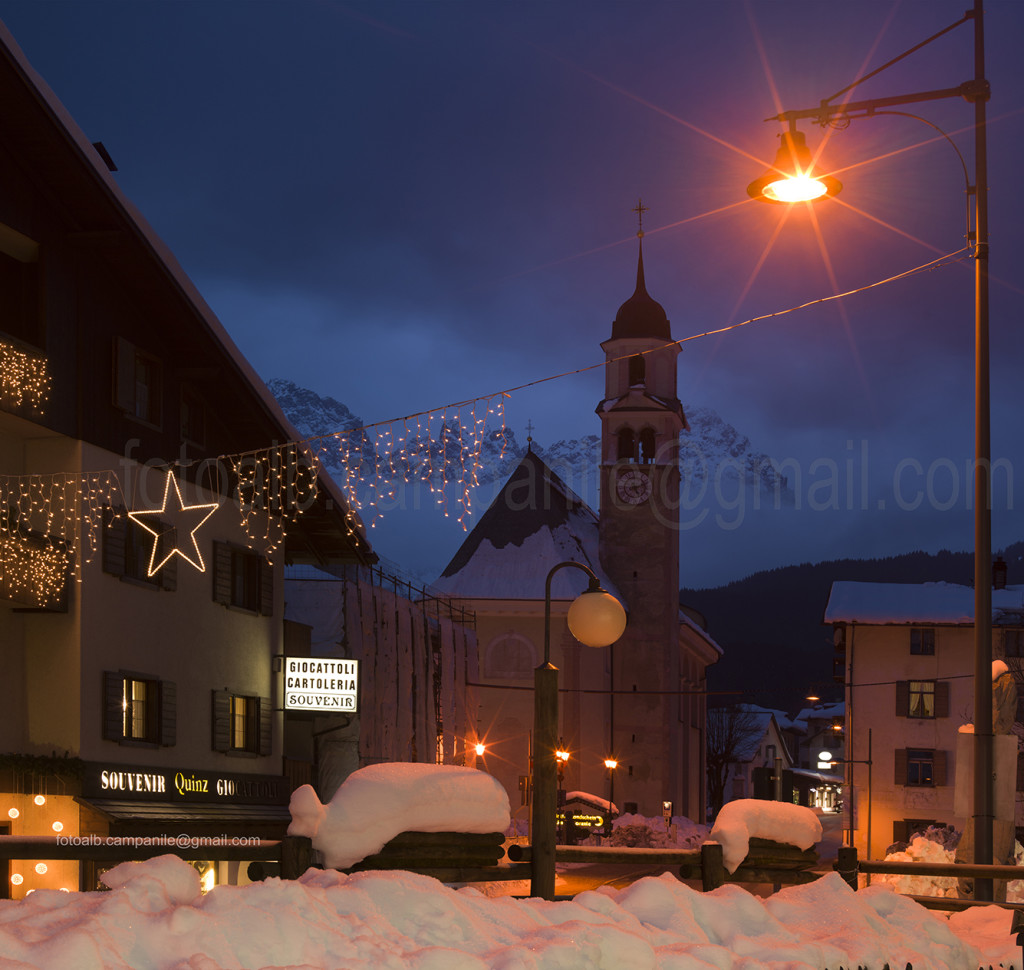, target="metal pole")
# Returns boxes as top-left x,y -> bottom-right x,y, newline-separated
530,660 -> 558,899
971,0 -> 994,902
